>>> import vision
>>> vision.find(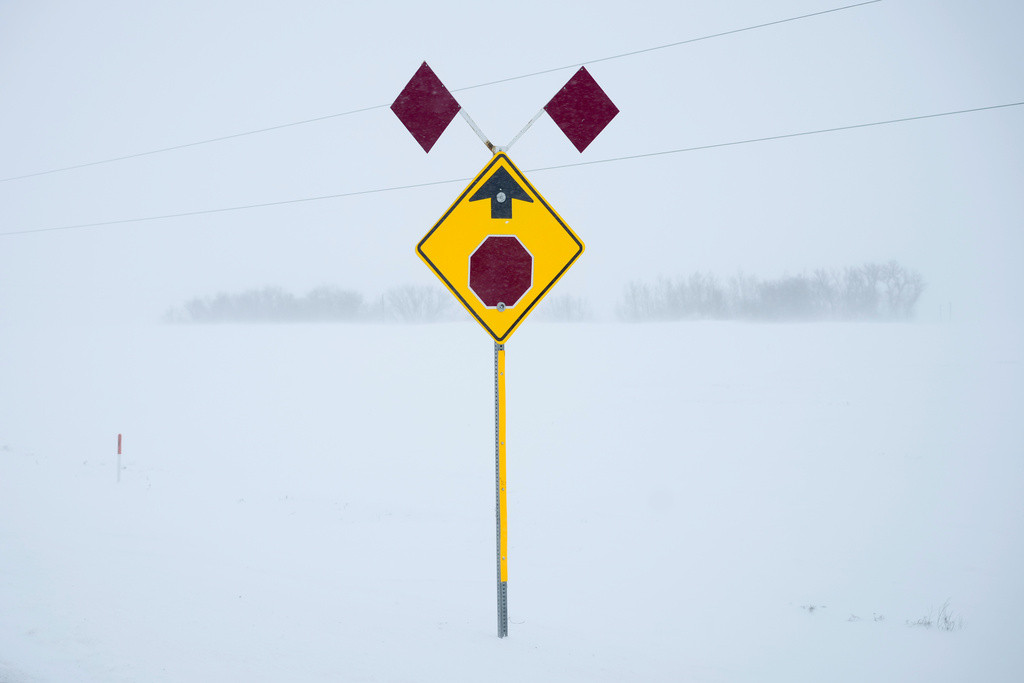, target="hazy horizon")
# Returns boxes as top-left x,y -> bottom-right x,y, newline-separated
2,0 -> 1022,331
